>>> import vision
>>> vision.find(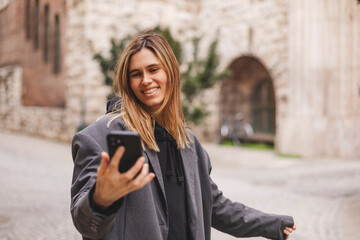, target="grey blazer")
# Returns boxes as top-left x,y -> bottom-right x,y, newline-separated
71,114 -> 294,240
